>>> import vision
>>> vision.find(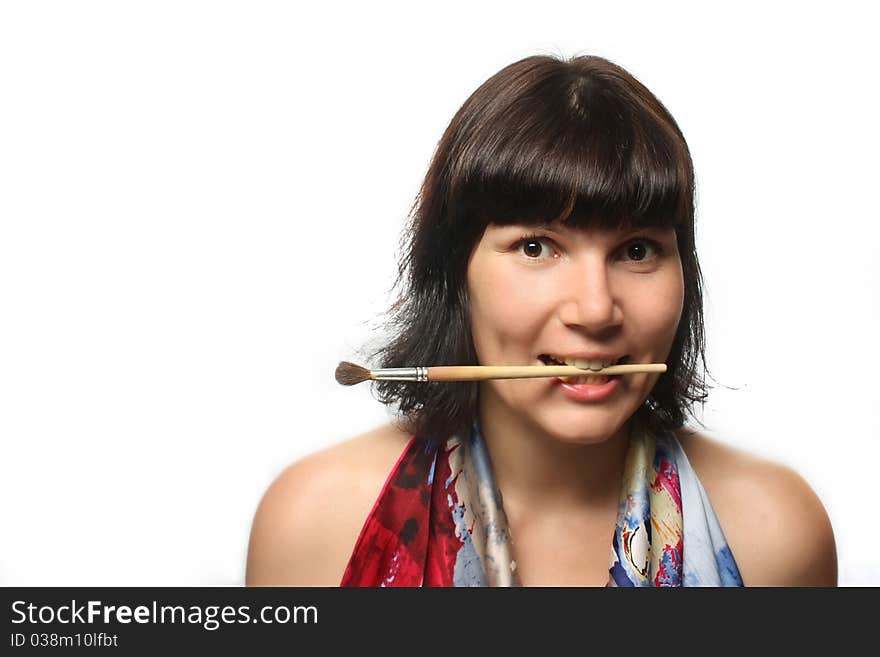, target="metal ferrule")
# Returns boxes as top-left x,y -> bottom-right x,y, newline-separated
369,367 -> 429,382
